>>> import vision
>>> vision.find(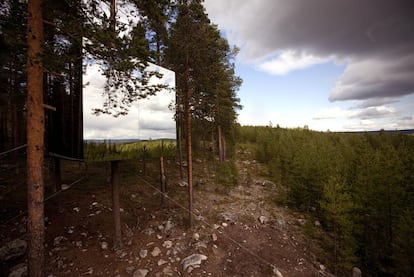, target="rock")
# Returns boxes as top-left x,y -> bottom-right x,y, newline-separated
8,263 -> 27,277
100,241 -> 108,250
352,267 -> 362,277
222,222 -> 228,227
178,180 -> 188,187
65,226 -> 75,234
181,254 -> 208,272
116,250 -> 128,259
125,266 -> 135,274
194,241 -> 207,249
262,180 -> 276,186
139,249 -> 148,258
272,266 -> 283,277
297,218 -> 306,226
211,233 -> 218,242
162,240 -> 173,249
157,259 -> 168,266
151,247 -> 161,257
258,215 -> 268,224
272,218 -> 286,230
319,264 -> 326,271
73,207 -> 80,212
164,221 -> 174,232
192,233 -> 200,241
0,239 -> 27,261
133,269 -> 149,277
220,212 -> 238,223
83,267 -> 93,275
53,236 -> 67,246
162,266 -> 174,276
143,227 -> 155,235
